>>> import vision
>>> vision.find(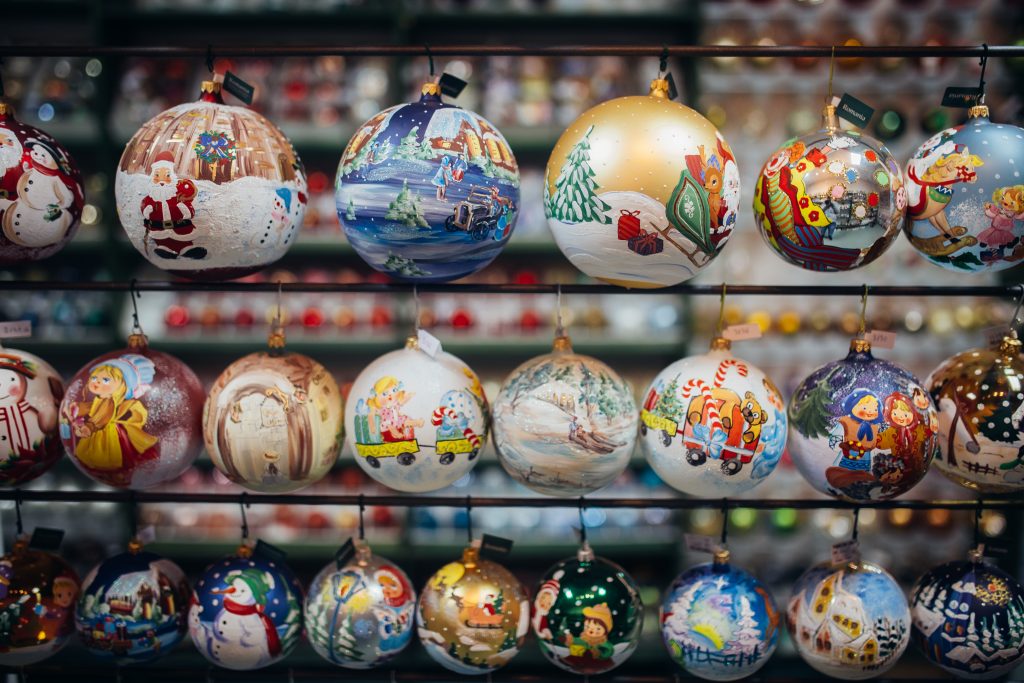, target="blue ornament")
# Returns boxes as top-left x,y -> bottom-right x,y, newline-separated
660,551 -> 779,681
188,547 -> 303,671
905,105 -> 1024,272
911,553 -> 1024,680
75,545 -> 190,664
335,83 -> 520,283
